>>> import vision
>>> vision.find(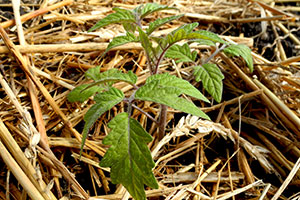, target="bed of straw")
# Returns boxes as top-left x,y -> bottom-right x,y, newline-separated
0,0 -> 300,199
